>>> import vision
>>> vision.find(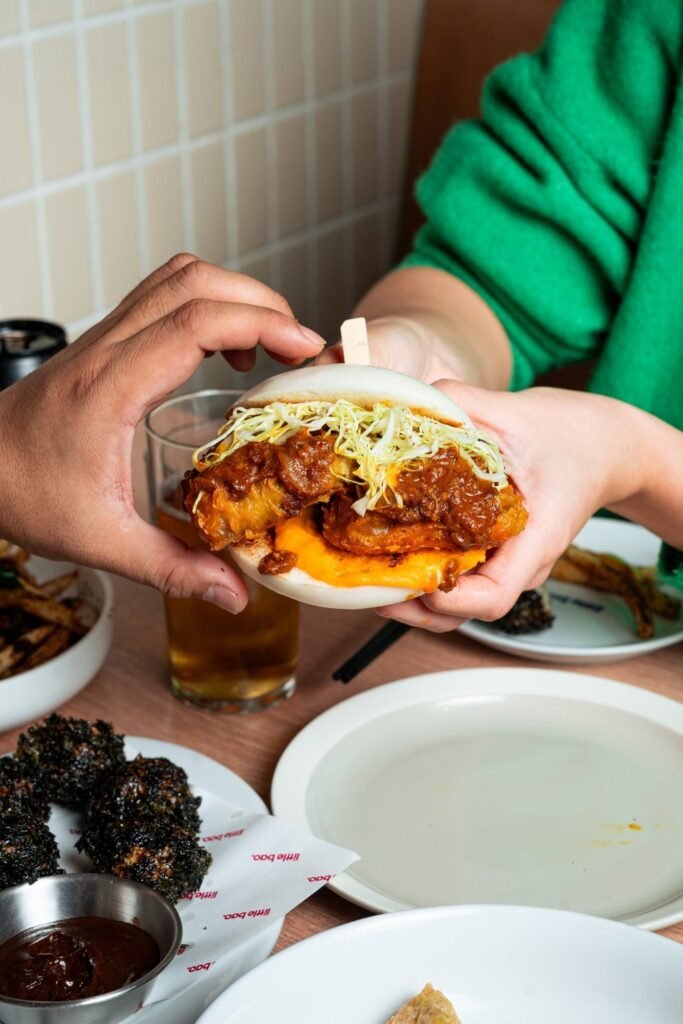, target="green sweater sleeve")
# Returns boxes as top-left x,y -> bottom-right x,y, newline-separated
659,544 -> 683,591
403,0 -> 681,390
